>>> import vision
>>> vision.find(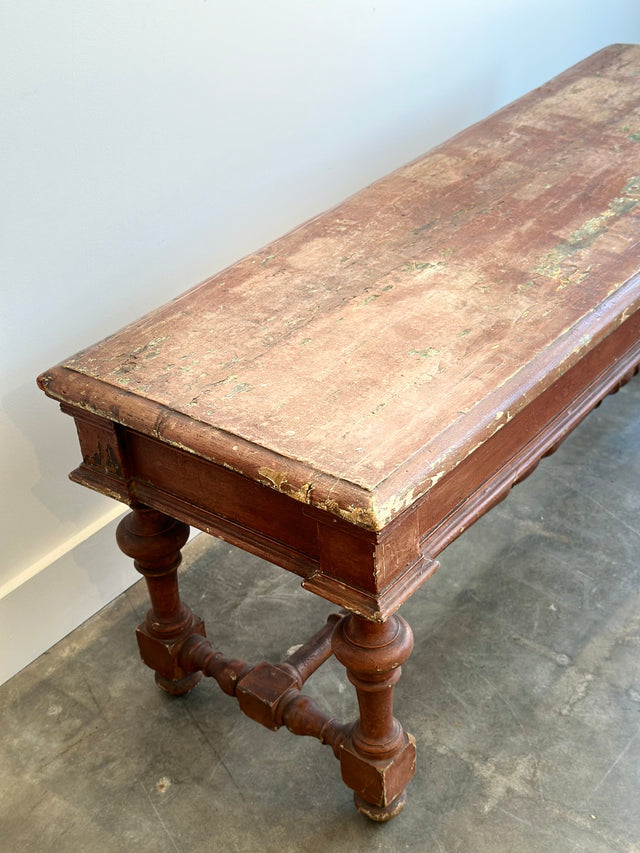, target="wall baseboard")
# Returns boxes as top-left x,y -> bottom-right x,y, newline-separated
0,510 -> 137,686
